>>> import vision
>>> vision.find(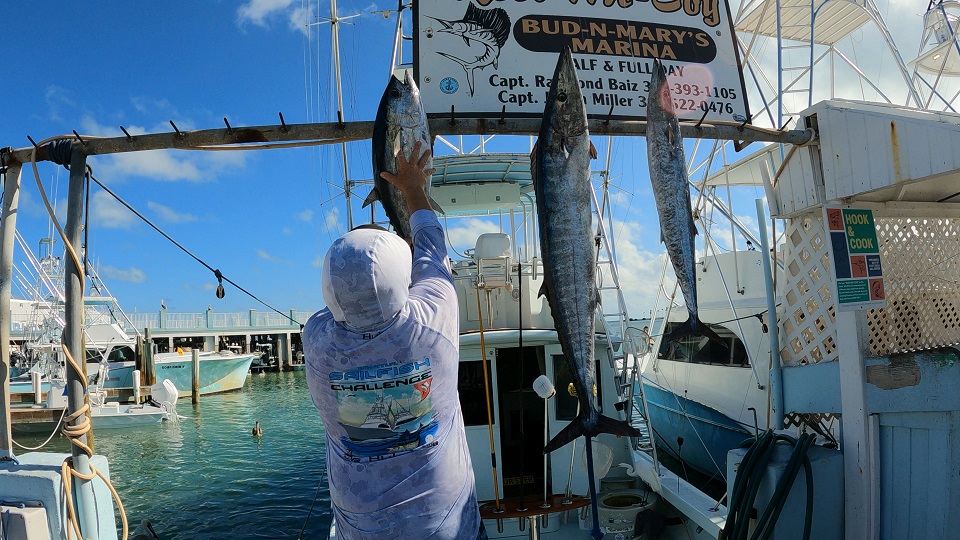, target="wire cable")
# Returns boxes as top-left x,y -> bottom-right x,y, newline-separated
85,172 -> 301,327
